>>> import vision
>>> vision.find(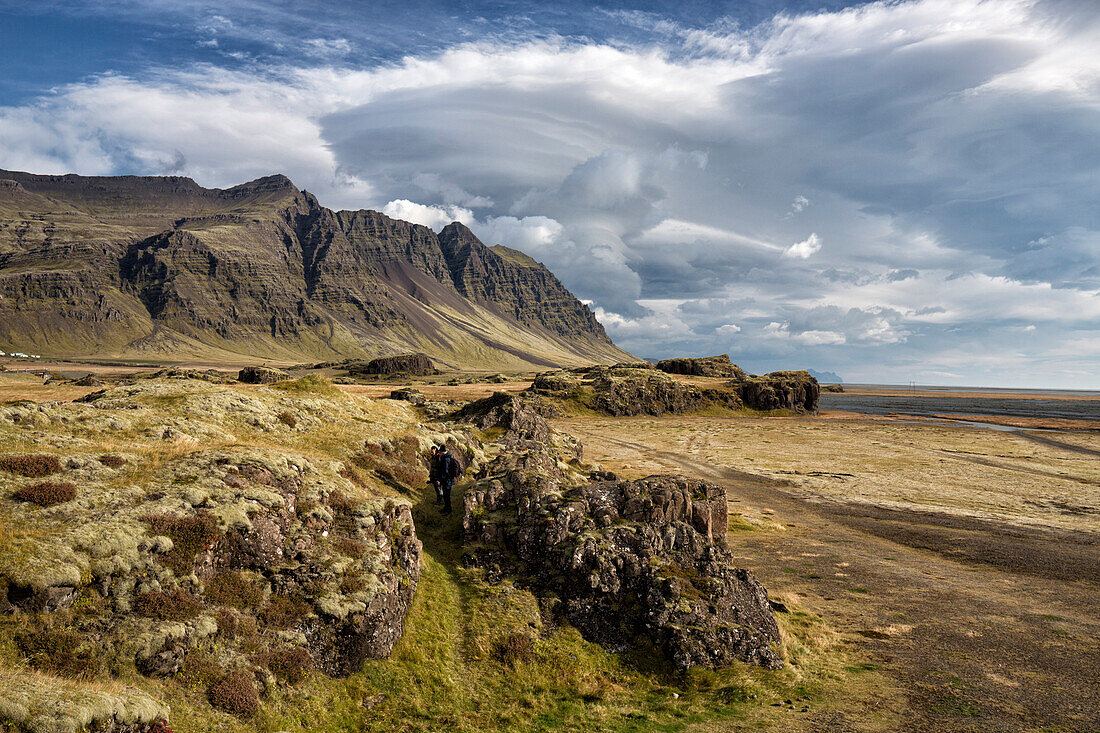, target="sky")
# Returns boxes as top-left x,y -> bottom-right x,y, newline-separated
1,0 -> 1098,387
